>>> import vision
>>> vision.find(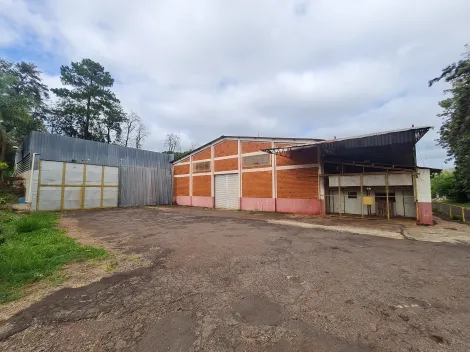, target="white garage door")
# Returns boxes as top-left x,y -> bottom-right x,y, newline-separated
215,174 -> 239,209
